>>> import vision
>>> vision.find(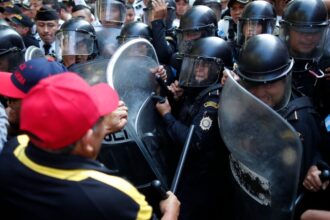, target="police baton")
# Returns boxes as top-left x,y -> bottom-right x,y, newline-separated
294,162 -> 330,208
171,125 -> 195,194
